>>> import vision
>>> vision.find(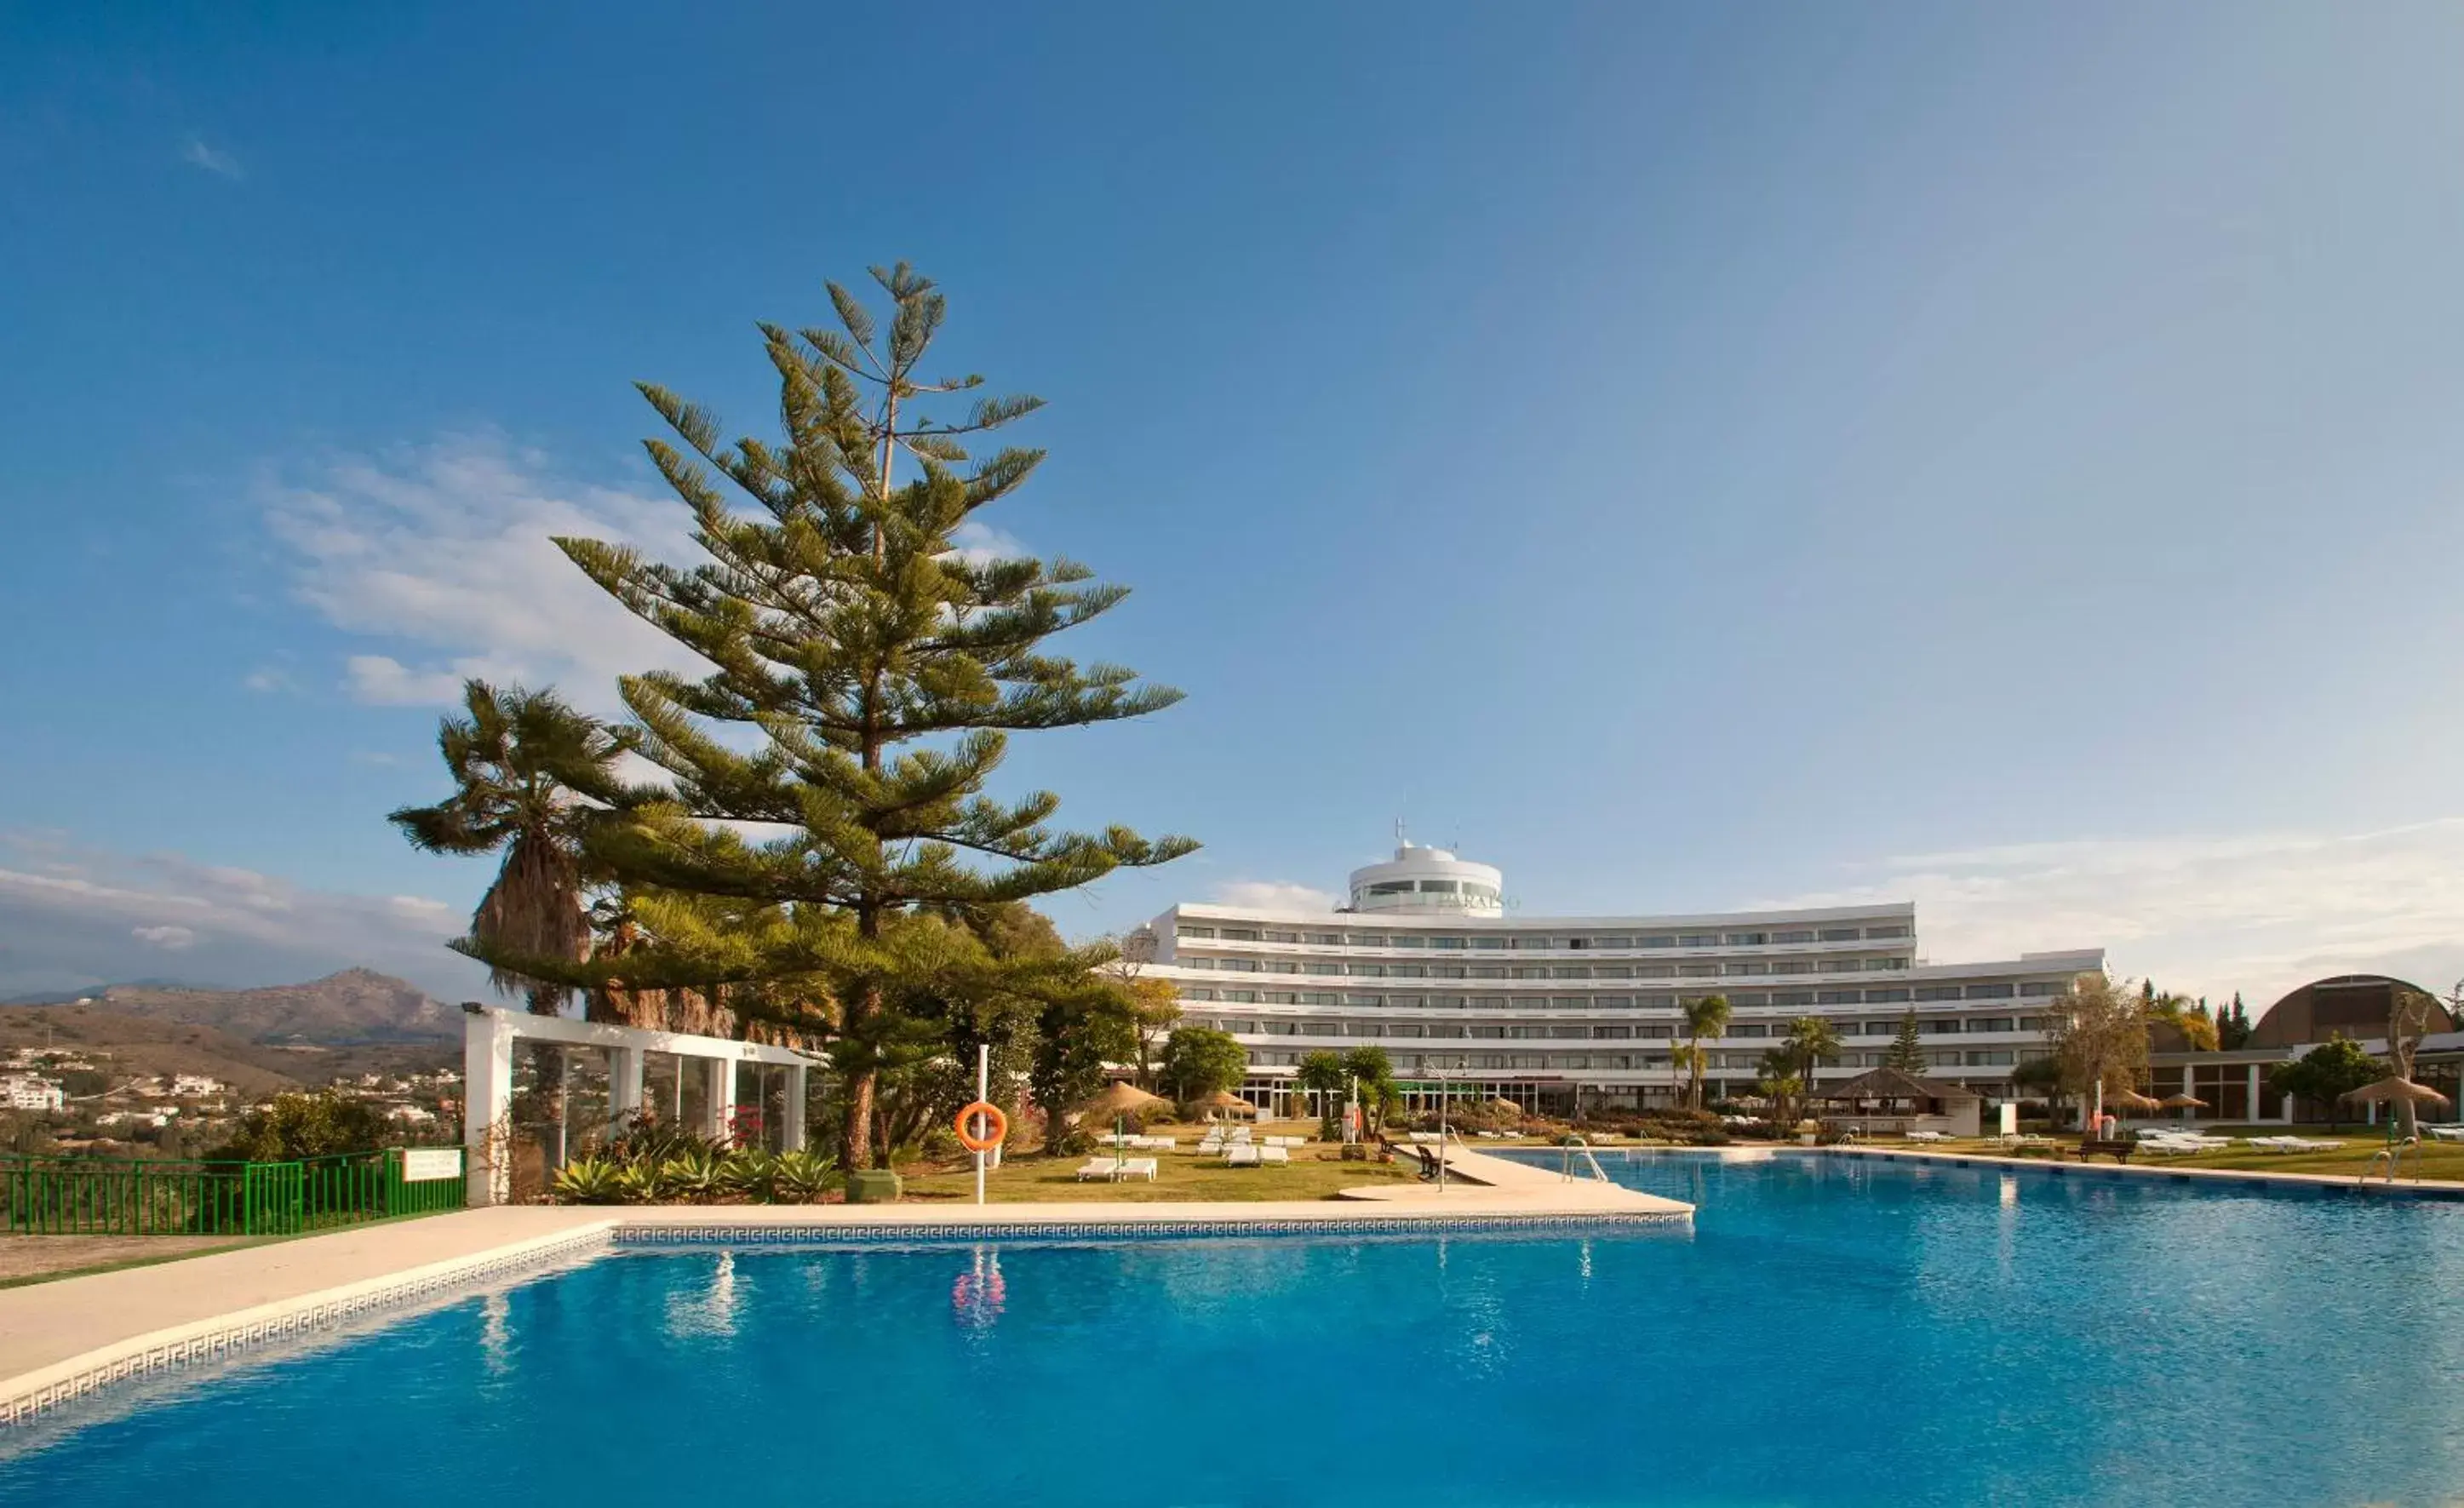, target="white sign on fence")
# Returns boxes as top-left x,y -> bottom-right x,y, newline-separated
401,1148 -> 464,1183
